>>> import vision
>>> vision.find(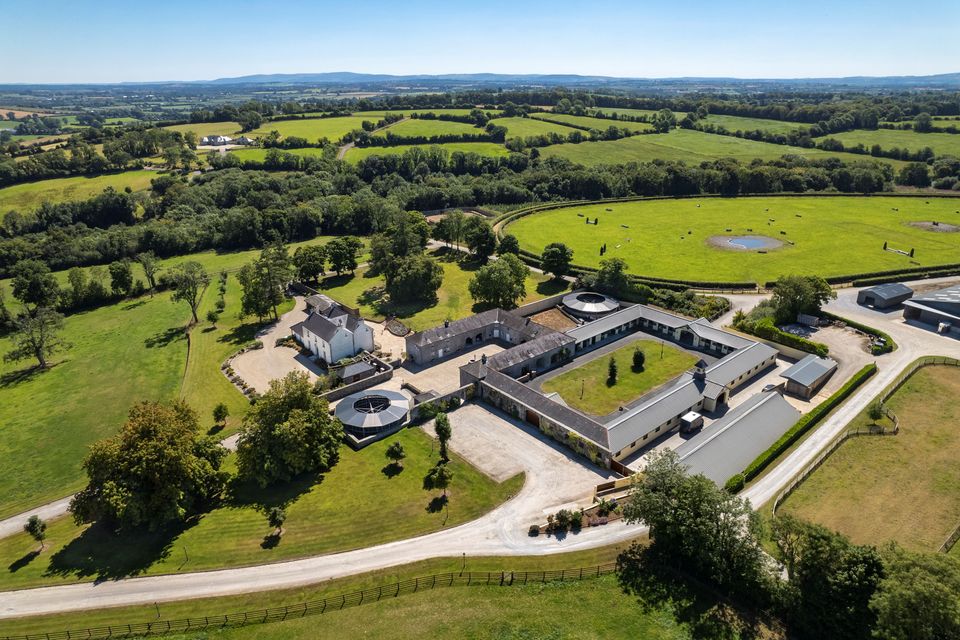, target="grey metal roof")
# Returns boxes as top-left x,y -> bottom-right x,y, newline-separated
407,309 -> 544,348
605,374 -> 706,452
675,391 -> 800,484
334,389 -> 409,430
703,342 -> 778,389
482,370 -> 610,449
565,304 -> 689,342
339,361 -> 375,378
562,291 -> 619,315
862,282 -> 913,301
486,332 -> 574,370
903,299 -> 960,323
912,283 -> 960,305
688,318 -> 754,351
780,355 -> 838,388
